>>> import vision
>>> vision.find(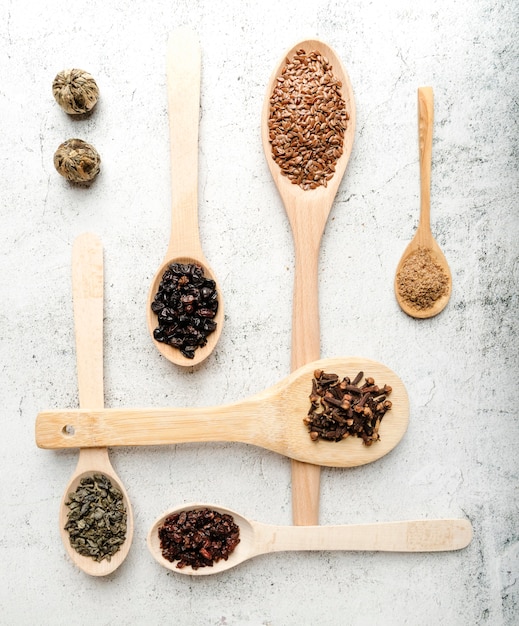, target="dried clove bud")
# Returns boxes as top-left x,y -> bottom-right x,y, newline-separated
54,138 -> 101,183
305,370 -> 393,444
52,69 -> 99,115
